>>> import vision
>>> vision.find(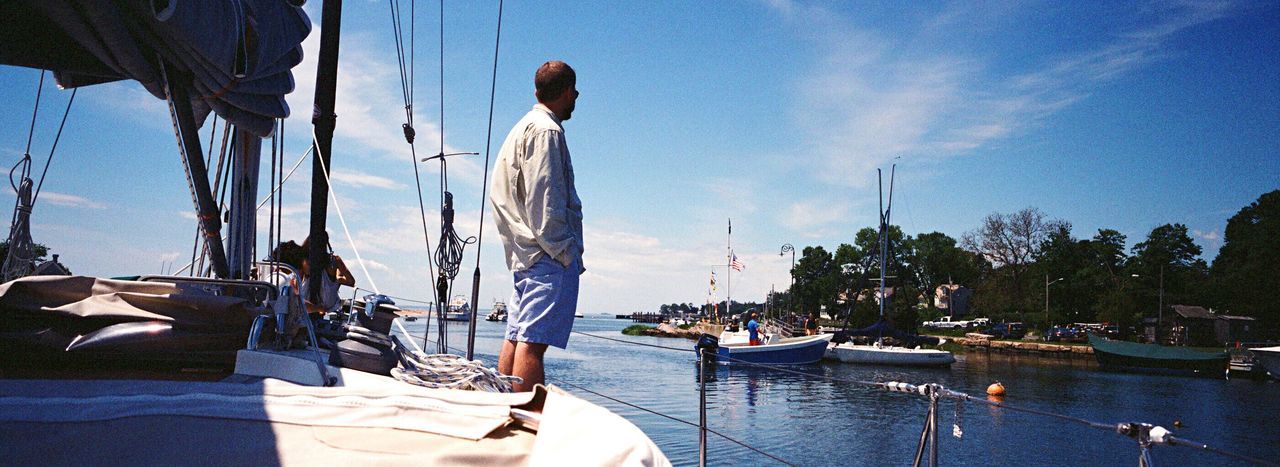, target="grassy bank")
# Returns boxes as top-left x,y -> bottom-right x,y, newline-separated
622,324 -> 654,336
